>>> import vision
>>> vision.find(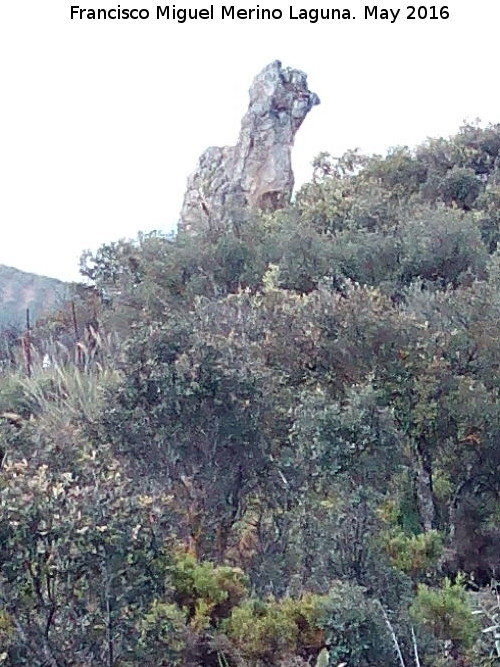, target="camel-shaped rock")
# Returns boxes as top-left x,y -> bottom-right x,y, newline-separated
178,60 -> 320,235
